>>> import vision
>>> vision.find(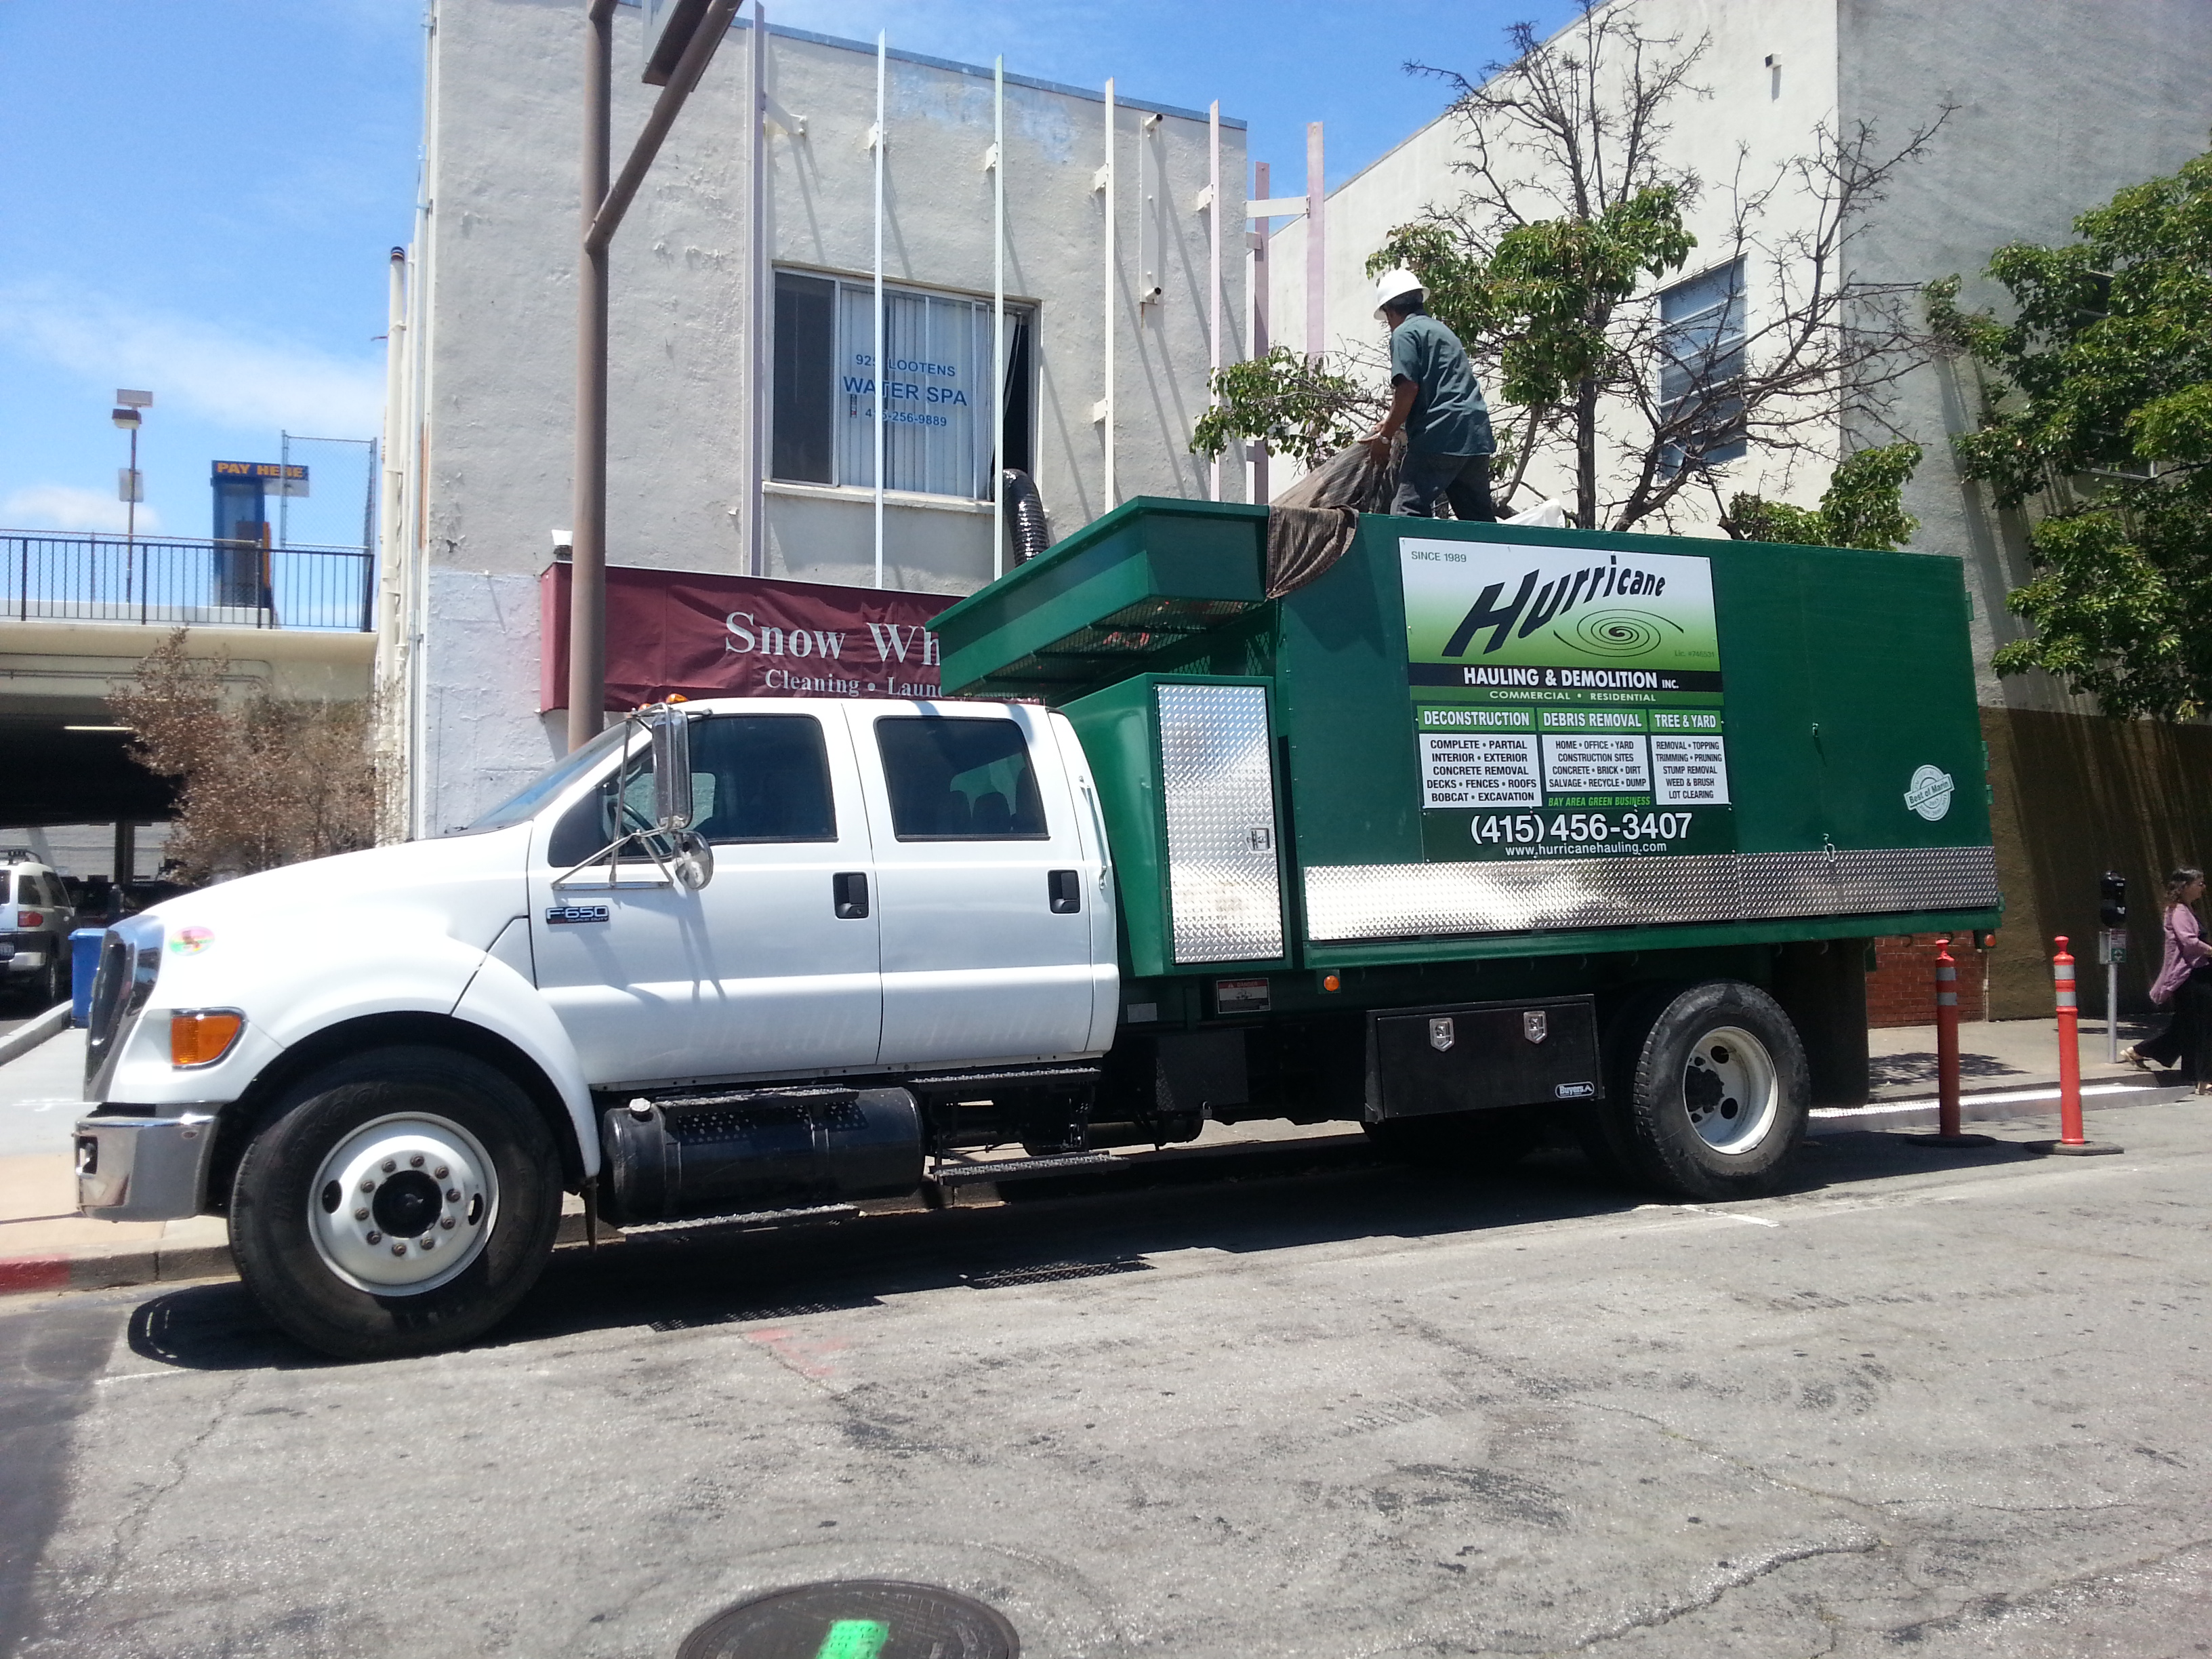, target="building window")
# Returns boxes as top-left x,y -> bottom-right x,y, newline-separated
772,271 -> 1033,499
1657,258 -> 1747,471
772,272 -> 837,485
